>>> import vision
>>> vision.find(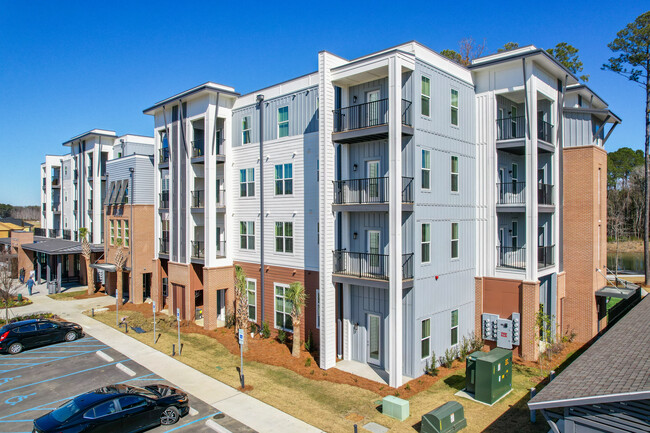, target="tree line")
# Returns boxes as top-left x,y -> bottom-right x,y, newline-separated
608,147 -> 645,240
0,203 -> 40,221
